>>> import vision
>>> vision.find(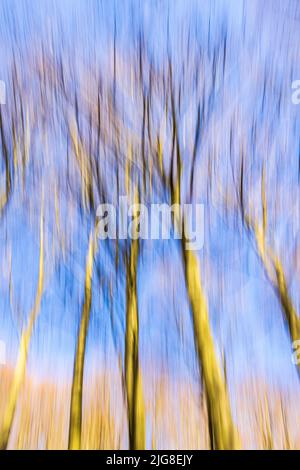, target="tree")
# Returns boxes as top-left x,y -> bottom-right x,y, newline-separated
0,202 -> 44,450
238,162 -> 300,372
68,230 -> 96,450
